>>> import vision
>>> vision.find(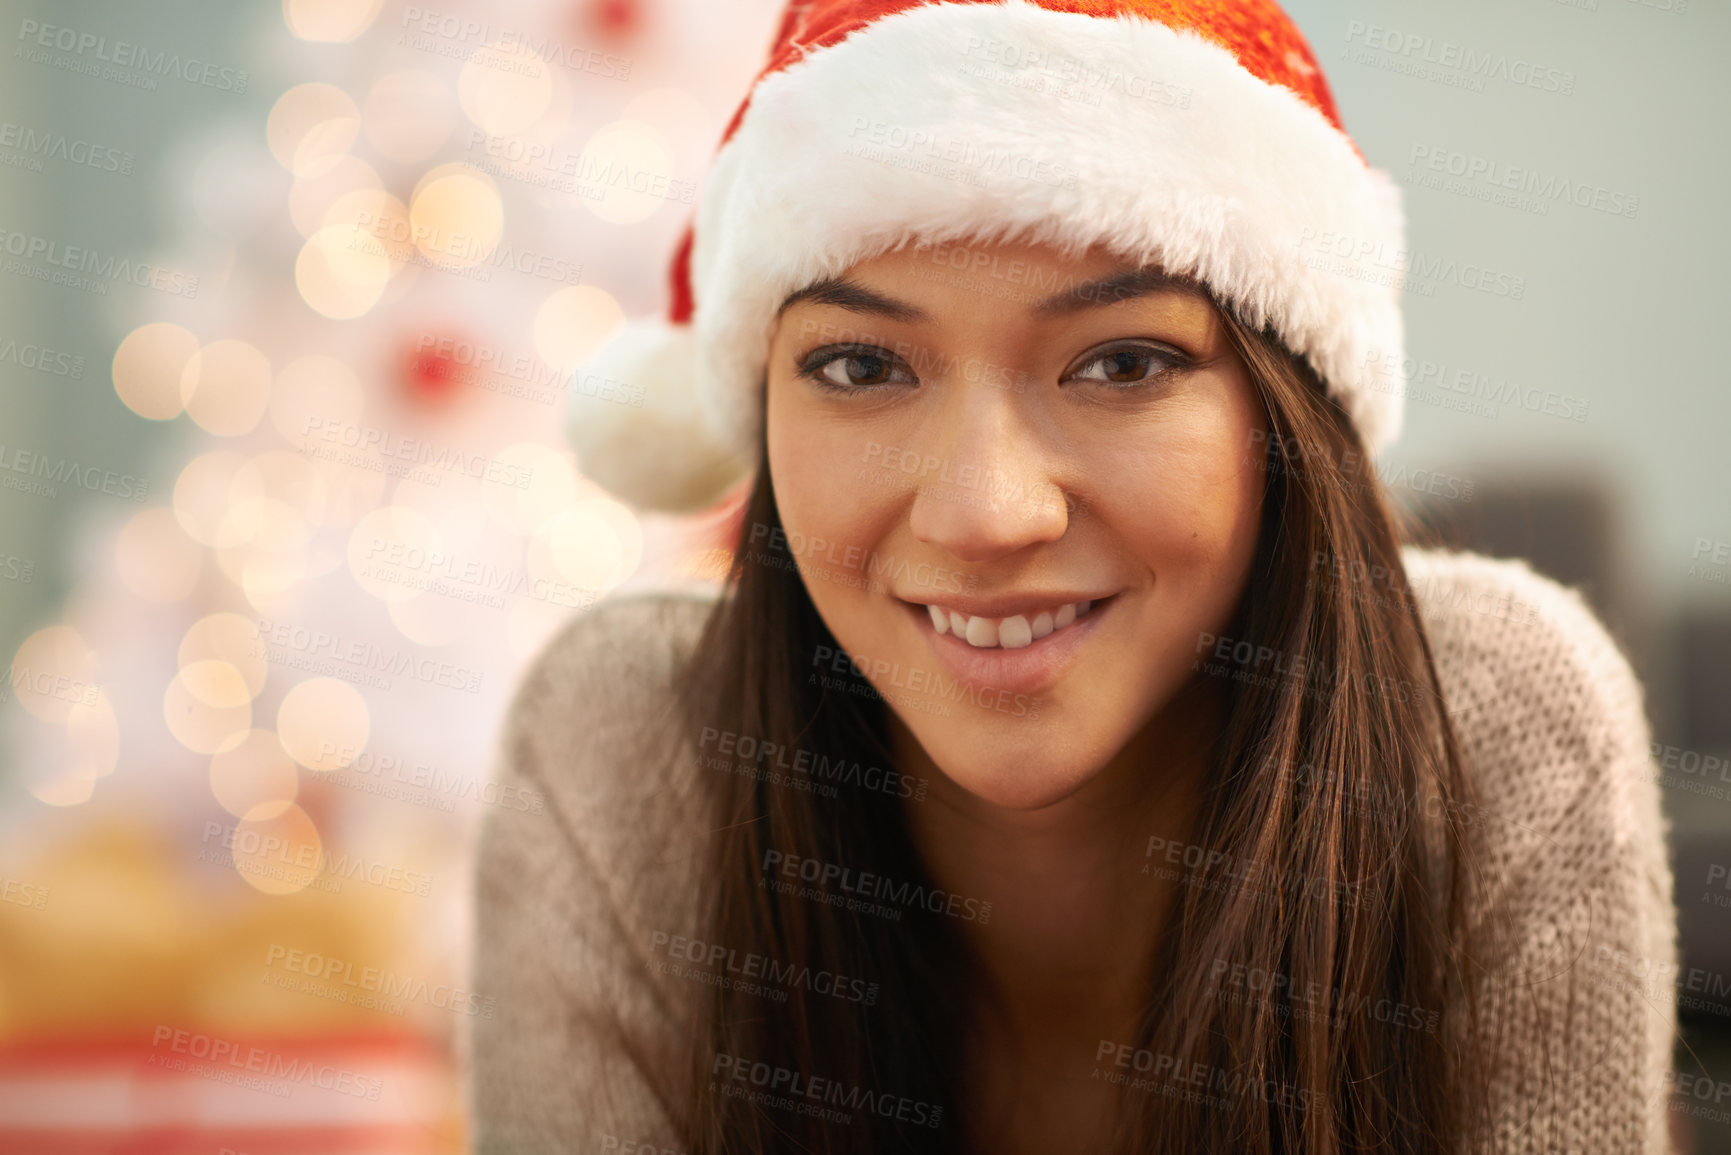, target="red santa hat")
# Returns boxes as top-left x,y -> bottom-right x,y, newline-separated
572,0 -> 1407,512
